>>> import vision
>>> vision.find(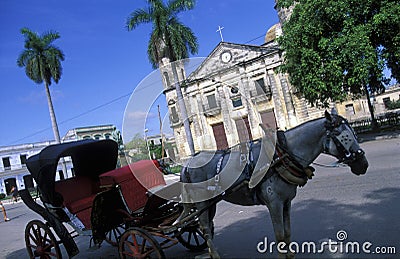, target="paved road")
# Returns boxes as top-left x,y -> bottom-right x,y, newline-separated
1,138 -> 399,258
